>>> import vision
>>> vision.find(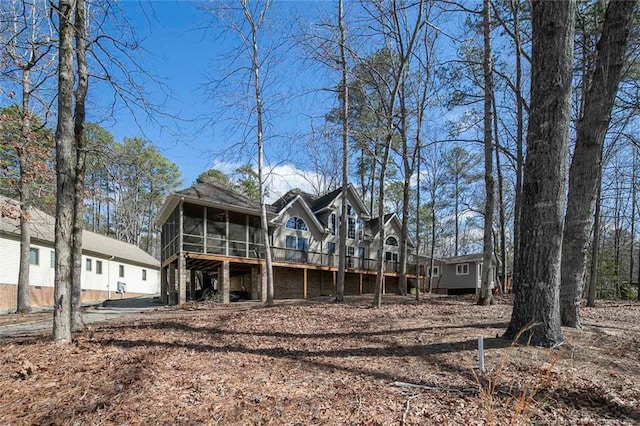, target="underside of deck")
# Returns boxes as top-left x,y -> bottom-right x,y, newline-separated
161,251 -> 426,305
